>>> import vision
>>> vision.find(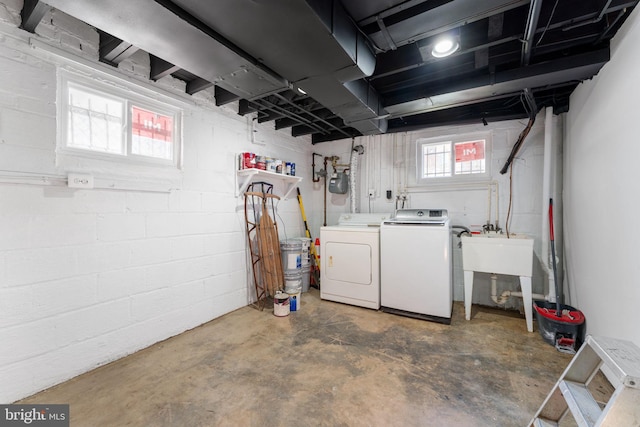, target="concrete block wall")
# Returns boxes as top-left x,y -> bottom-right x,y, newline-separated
314,115 -> 563,310
0,3 -> 311,402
